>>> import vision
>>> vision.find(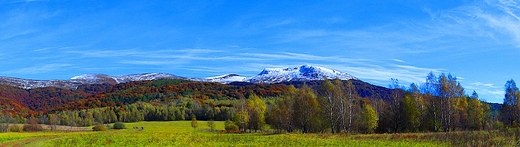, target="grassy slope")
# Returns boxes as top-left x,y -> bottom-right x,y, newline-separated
1,121 -> 446,147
